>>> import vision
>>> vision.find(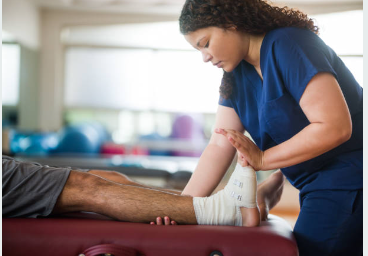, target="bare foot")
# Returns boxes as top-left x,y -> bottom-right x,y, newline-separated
240,206 -> 260,227
256,170 -> 285,221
